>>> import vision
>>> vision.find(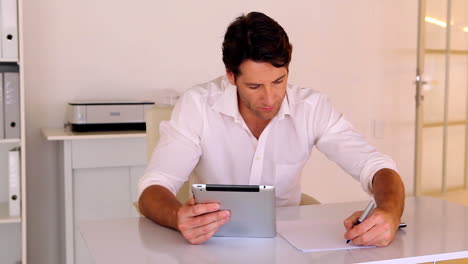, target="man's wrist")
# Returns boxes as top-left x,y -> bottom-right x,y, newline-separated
376,203 -> 403,220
